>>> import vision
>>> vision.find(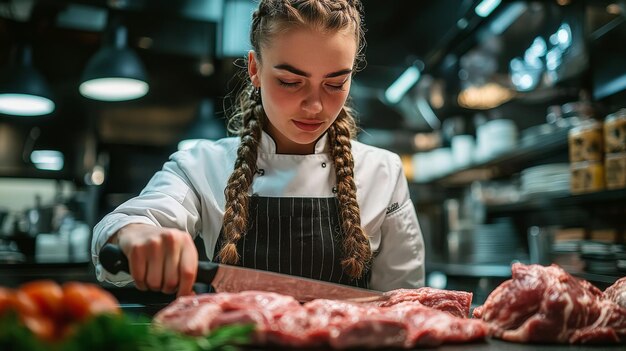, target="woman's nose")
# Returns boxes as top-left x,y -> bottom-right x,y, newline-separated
302,90 -> 323,114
